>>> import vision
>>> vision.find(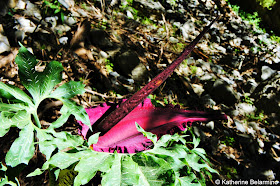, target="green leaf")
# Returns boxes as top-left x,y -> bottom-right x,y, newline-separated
101,152 -> 122,186
119,155 -> 143,185
0,110 -> 31,137
50,99 -> 90,129
88,132 -> 100,146
74,151 -> 113,186
192,136 -> 200,149
1,44 -> 90,170
183,153 -> 210,172
39,142 -> 56,160
132,153 -> 174,185
27,168 -> 44,177
38,61 -> 63,99
15,45 -> 63,102
5,124 -> 35,167
0,87 -> 15,99
54,8 -> 61,14
50,81 -> 85,99
31,128 -> 217,186
0,82 -> 32,105
35,128 -> 56,159
0,103 -> 28,112
52,133 -> 84,151
43,152 -> 80,170
177,174 -> 200,186
136,122 -> 157,144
